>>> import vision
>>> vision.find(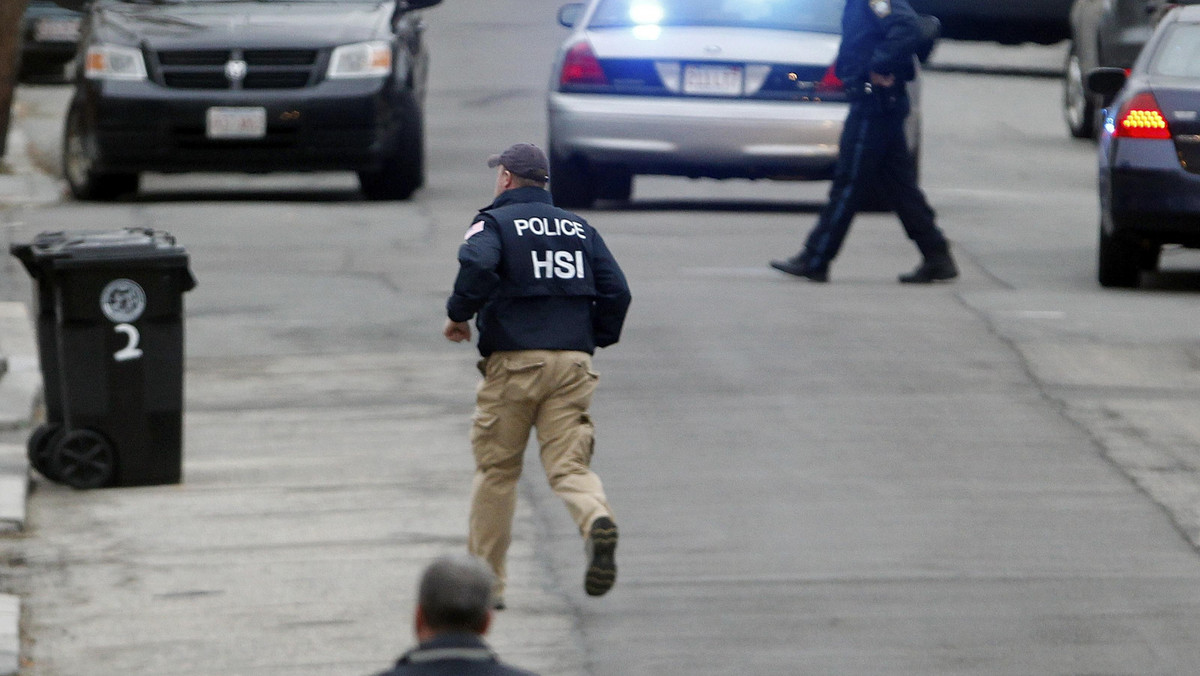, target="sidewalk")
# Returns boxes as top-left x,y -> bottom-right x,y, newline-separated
0,108 -> 66,675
